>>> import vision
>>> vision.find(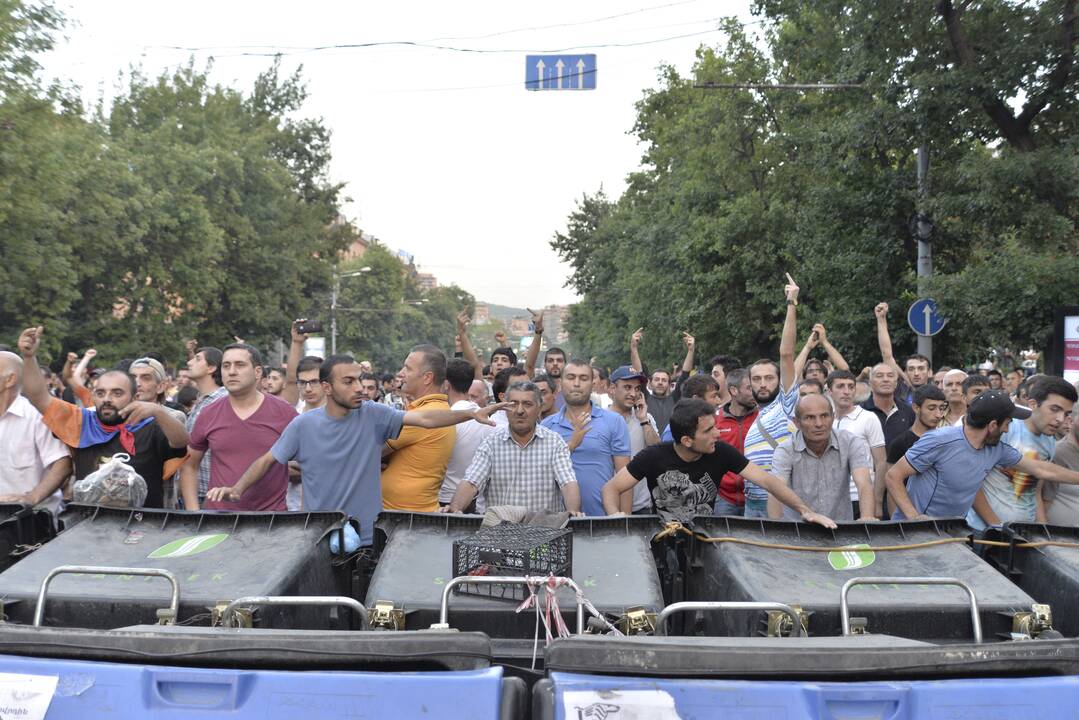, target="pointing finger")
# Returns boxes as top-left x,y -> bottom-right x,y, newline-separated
785,272 -> 795,285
